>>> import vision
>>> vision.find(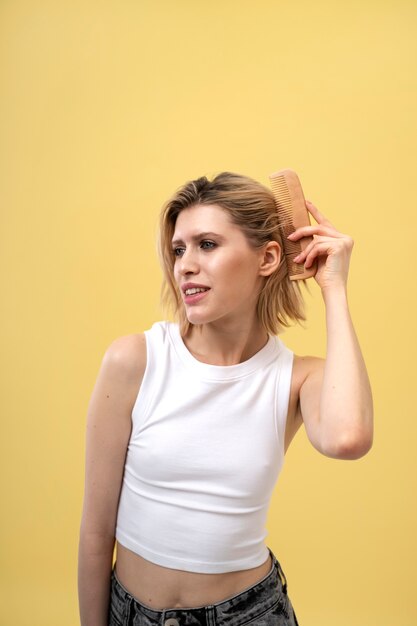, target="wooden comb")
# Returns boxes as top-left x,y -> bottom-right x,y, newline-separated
268,168 -> 317,280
